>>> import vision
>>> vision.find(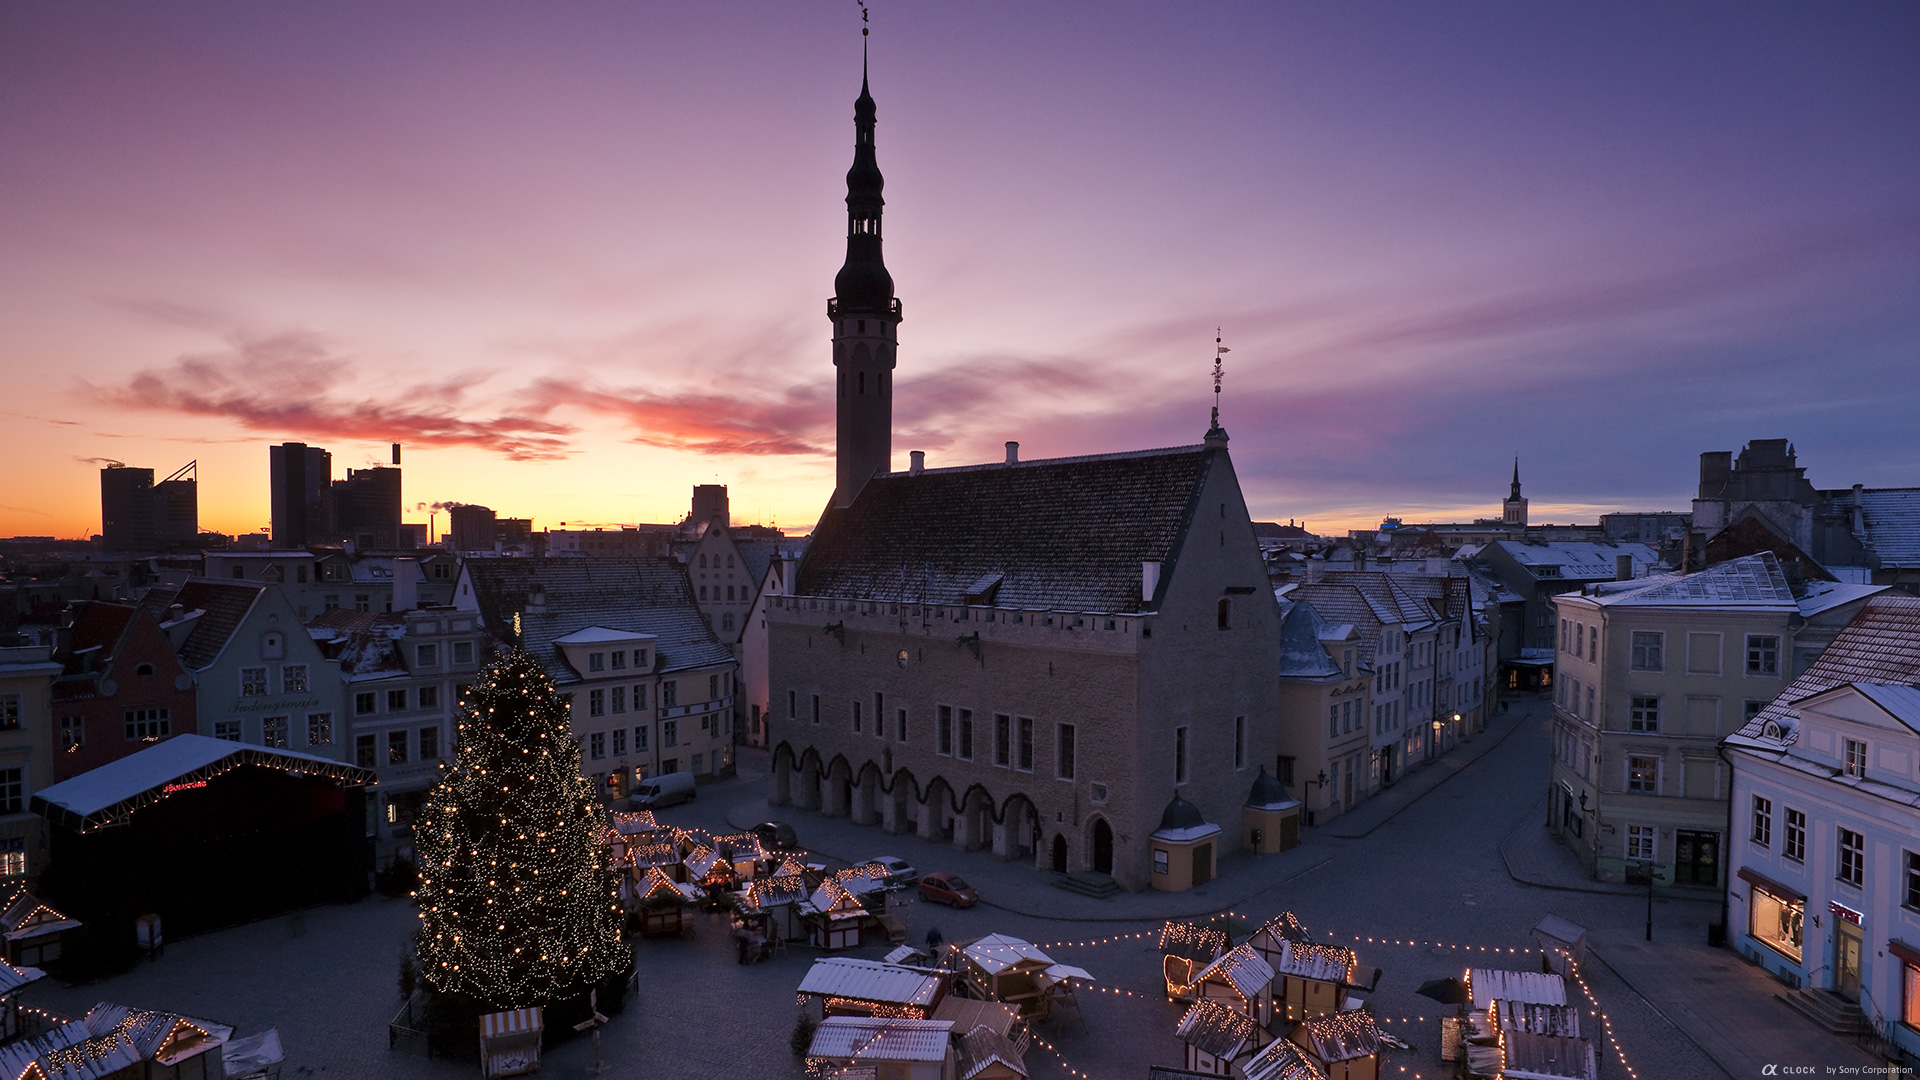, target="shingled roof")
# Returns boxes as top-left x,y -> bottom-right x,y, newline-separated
1827,487 -> 1920,569
138,580 -> 265,671
460,558 -> 732,682
1728,595 -> 1920,748
797,446 -> 1217,613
